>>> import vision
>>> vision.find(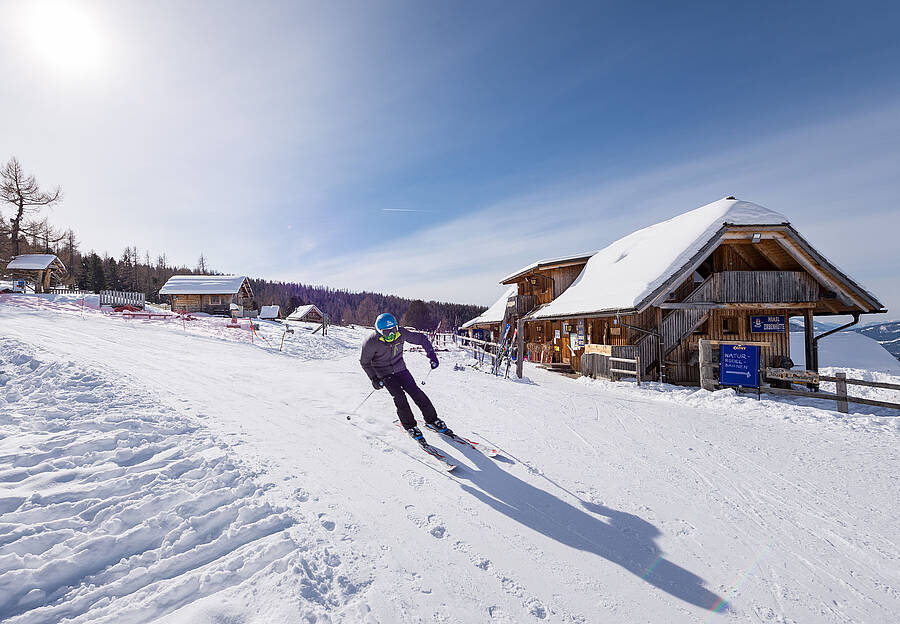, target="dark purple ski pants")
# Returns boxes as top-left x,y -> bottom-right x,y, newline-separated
383,369 -> 437,430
